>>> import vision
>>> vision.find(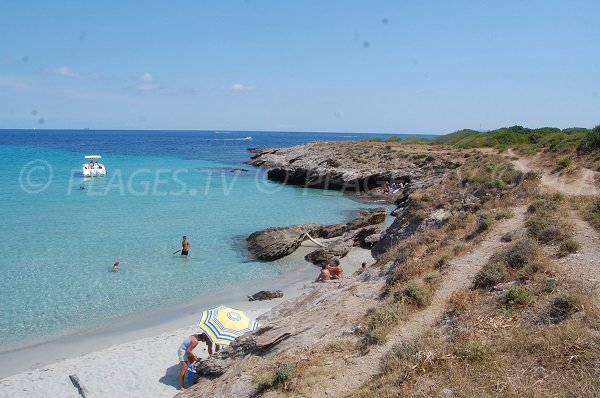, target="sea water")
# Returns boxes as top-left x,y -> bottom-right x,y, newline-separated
0,130 -> 421,353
